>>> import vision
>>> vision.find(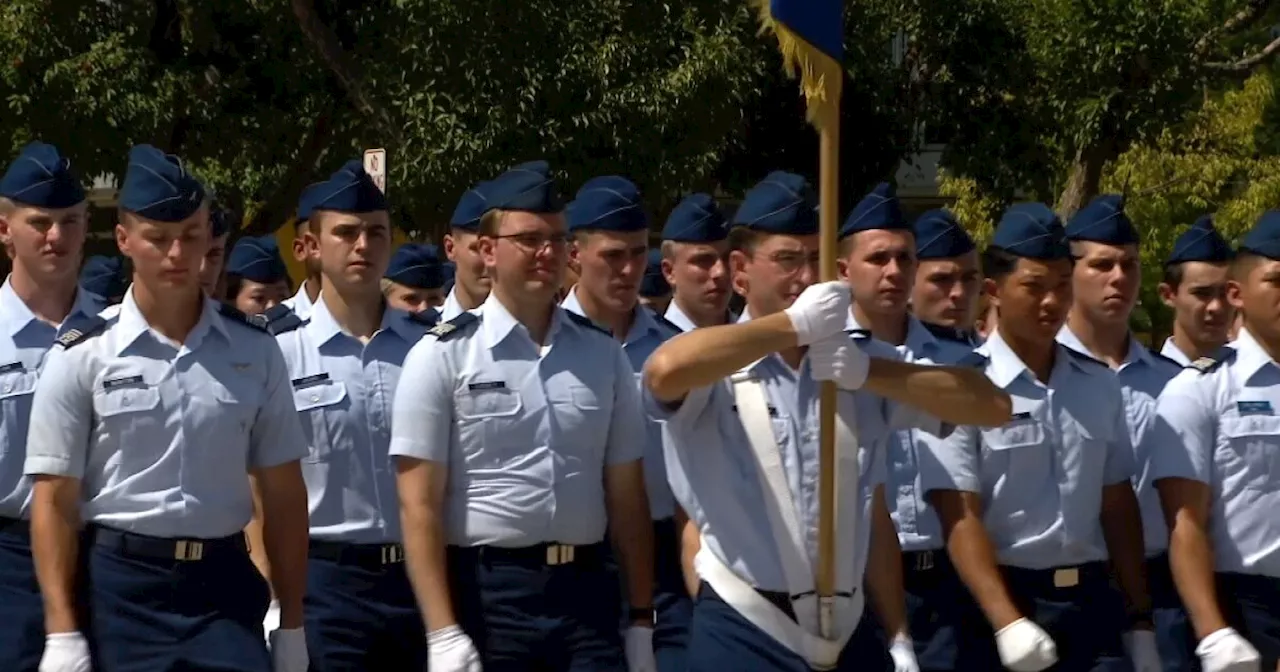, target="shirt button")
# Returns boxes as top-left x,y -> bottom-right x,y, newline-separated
122,398 -> 131,407
311,395 -> 320,403
3,384 -> 11,392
